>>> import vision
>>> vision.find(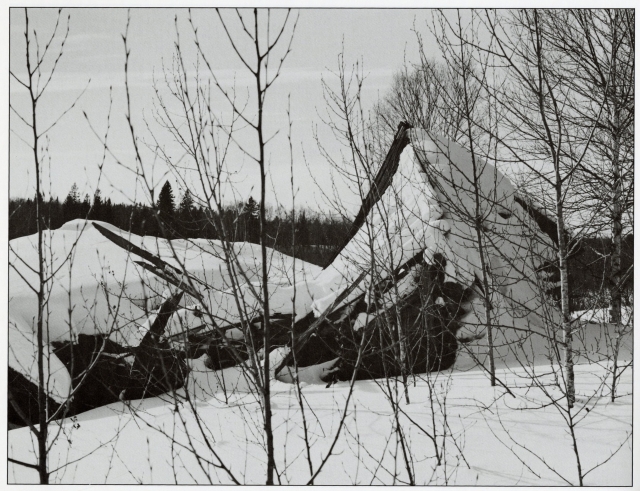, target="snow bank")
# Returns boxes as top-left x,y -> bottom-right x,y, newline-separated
10,220 -> 322,343
8,362 -> 631,485
9,220 -> 322,397
455,314 -> 633,372
9,315 -> 71,403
